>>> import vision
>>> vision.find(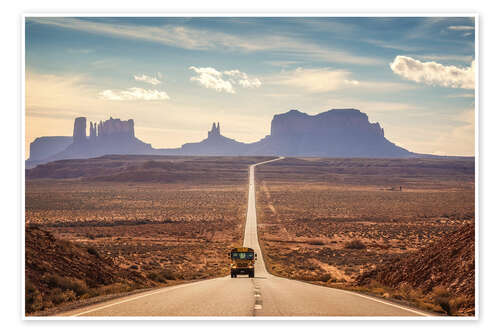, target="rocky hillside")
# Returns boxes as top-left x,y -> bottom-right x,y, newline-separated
25,226 -> 154,314
26,155 -> 271,183
356,222 -> 475,315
